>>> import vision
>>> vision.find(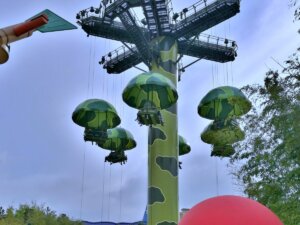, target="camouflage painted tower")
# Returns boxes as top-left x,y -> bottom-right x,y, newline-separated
77,0 -> 240,224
